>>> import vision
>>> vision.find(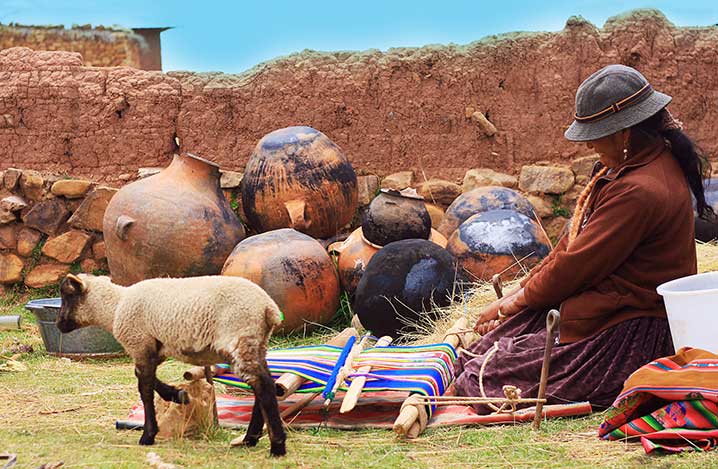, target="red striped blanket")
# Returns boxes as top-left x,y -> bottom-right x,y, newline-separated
599,347 -> 718,454
123,390 -> 591,430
